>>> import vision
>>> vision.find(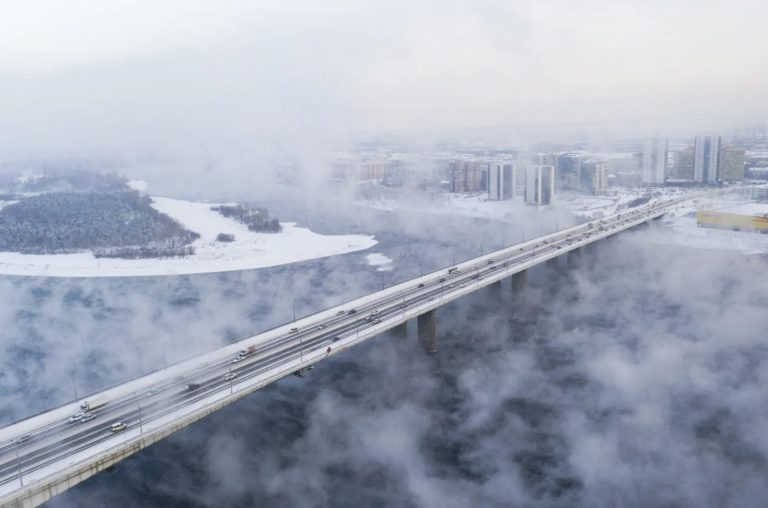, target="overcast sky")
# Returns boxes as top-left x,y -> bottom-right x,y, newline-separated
0,0 -> 766,157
